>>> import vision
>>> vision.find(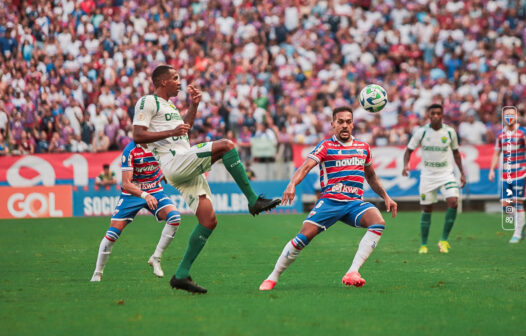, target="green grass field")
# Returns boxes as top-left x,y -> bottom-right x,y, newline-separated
1,212 -> 525,335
